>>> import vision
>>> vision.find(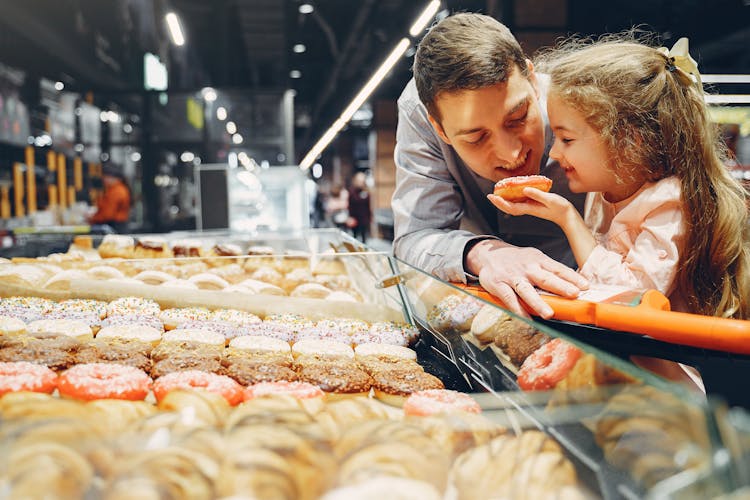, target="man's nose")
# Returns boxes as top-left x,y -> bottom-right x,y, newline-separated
491,131 -> 522,164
